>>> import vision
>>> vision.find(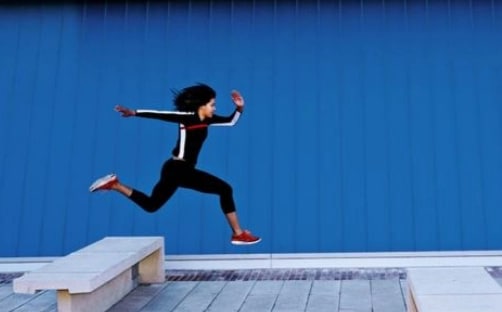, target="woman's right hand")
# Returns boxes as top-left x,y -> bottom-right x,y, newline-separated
115,105 -> 136,117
